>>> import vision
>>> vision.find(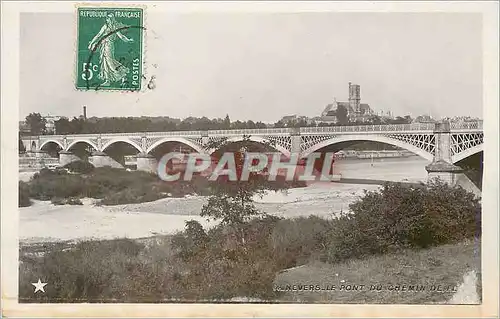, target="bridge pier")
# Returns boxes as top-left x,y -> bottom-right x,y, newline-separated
89,151 -> 124,169
290,128 -> 301,155
136,153 -> 158,173
21,121 -> 483,184
426,161 -> 464,185
59,150 -> 82,167
201,131 -> 209,146
426,122 -> 463,185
